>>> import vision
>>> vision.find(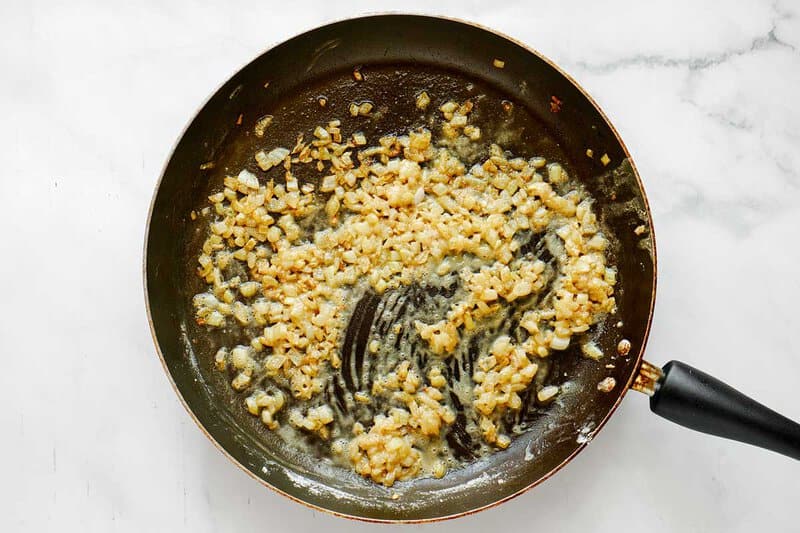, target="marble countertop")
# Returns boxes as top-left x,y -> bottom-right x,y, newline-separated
2,0 -> 799,531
